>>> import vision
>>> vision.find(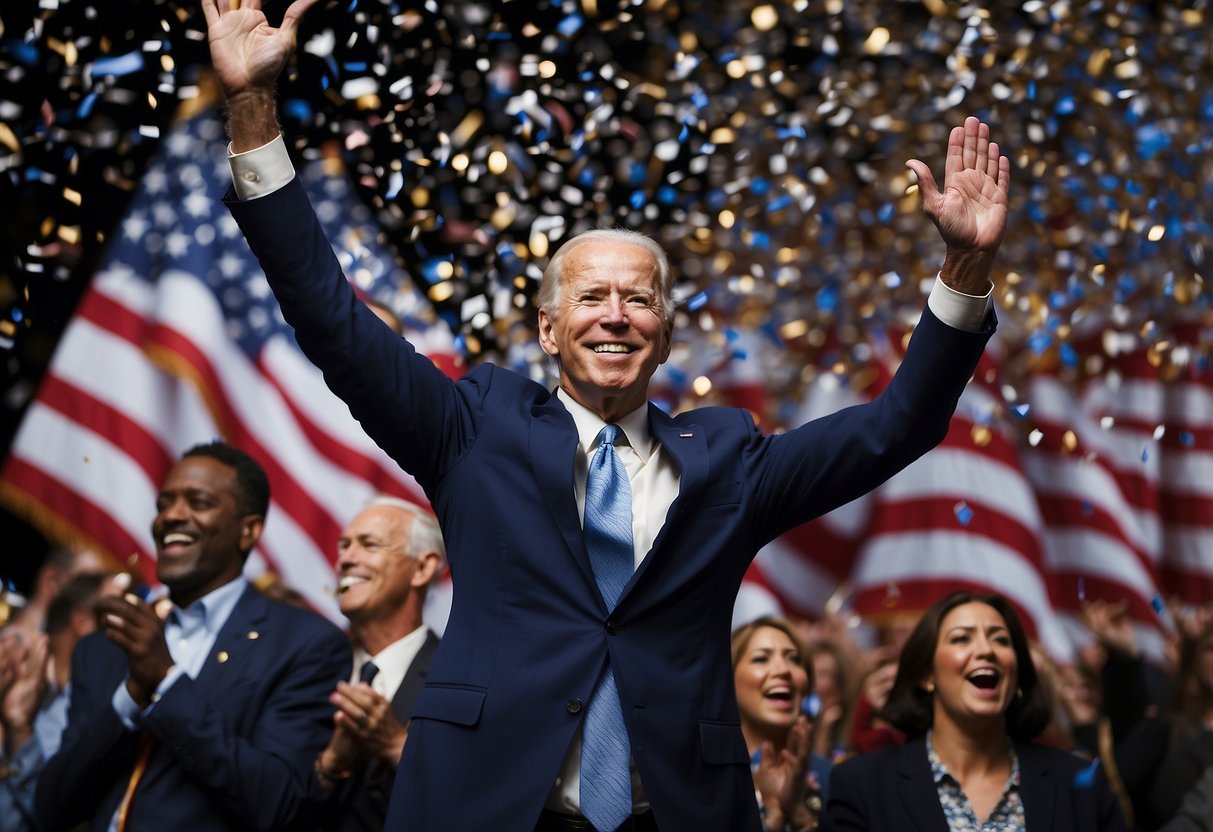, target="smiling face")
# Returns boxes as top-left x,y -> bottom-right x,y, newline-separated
537,239 -> 673,421
336,505 -> 421,625
734,626 -> 810,743
151,456 -> 262,608
928,602 -> 1019,733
